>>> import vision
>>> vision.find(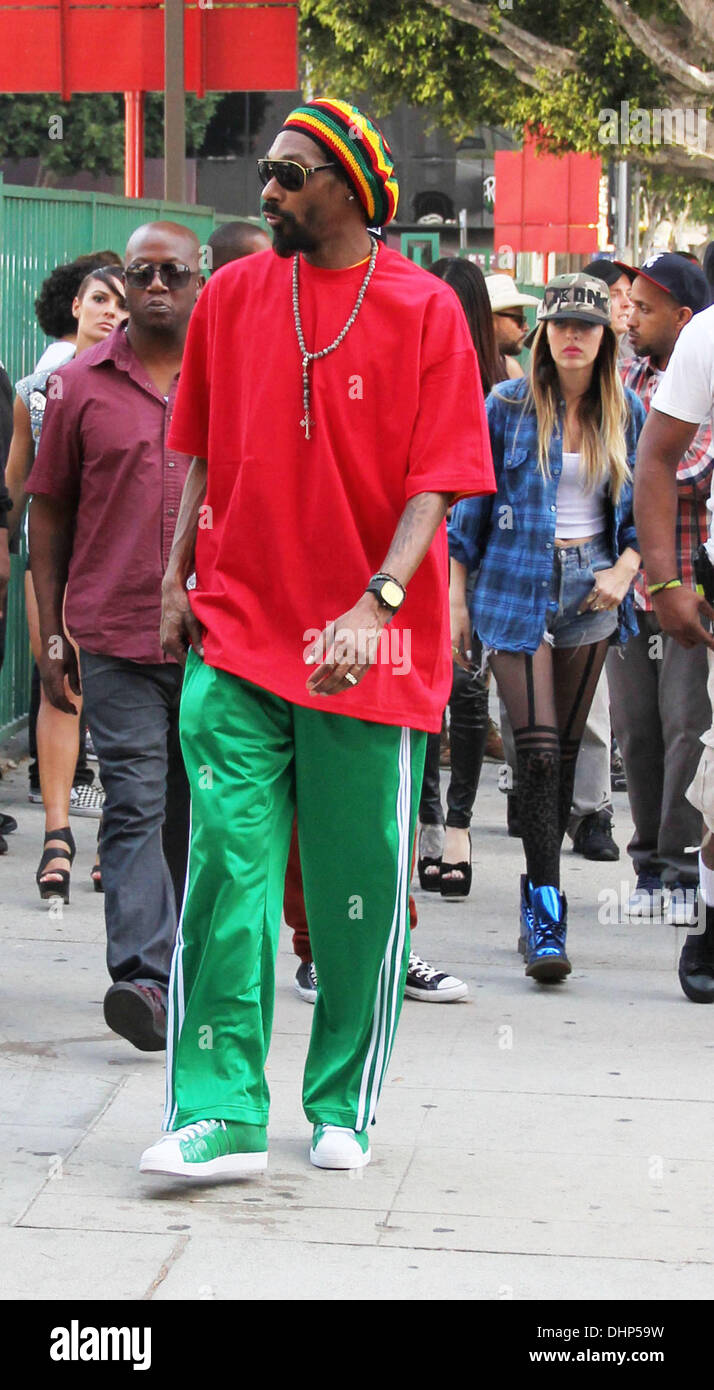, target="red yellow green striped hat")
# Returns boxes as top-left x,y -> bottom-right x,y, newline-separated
281,99 -> 399,226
